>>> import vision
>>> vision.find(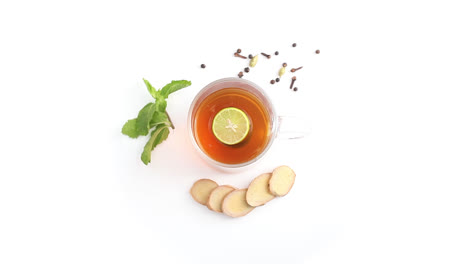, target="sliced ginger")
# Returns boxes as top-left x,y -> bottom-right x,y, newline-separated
190,179 -> 218,205
269,165 -> 296,197
191,165 -> 296,217
222,189 -> 254,217
246,173 -> 276,206
207,185 -> 236,212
